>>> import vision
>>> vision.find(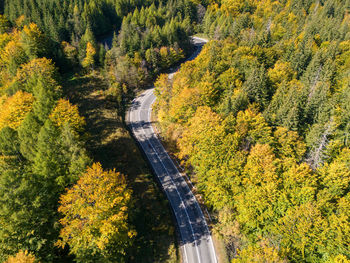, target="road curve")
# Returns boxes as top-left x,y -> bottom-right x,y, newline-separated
127,37 -> 218,263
